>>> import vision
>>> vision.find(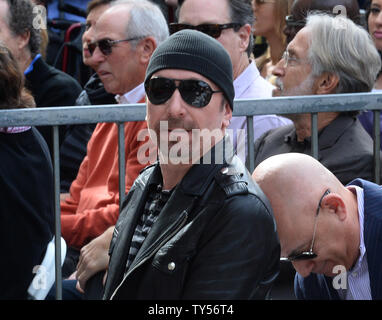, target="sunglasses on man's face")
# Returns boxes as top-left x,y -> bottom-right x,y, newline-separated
88,36 -> 143,56
145,77 -> 222,108
169,22 -> 242,39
